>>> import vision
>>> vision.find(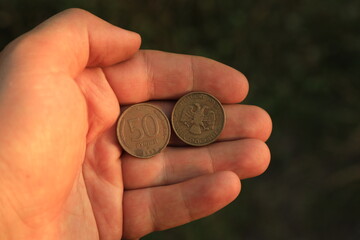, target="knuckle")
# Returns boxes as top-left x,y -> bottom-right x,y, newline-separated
62,8 -> 91,17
